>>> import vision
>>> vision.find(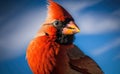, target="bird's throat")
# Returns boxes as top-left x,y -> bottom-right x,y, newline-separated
55,34 -> 75,45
